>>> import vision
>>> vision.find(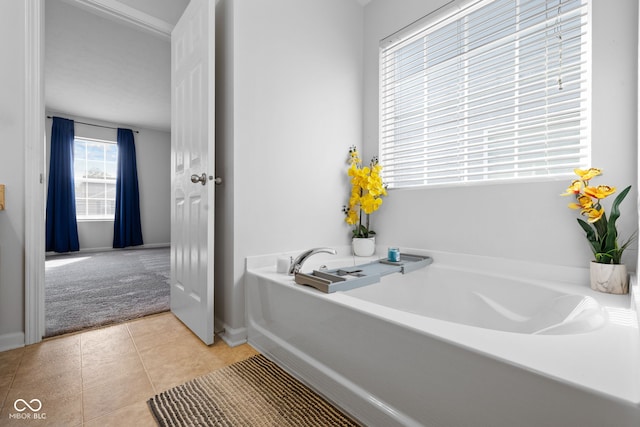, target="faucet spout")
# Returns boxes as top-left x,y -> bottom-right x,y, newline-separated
288,247 -> 337,275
